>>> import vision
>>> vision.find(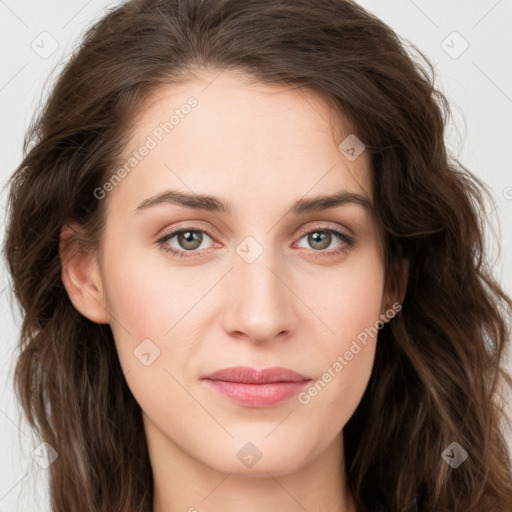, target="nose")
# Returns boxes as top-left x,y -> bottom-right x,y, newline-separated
220,242 -> 297,345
